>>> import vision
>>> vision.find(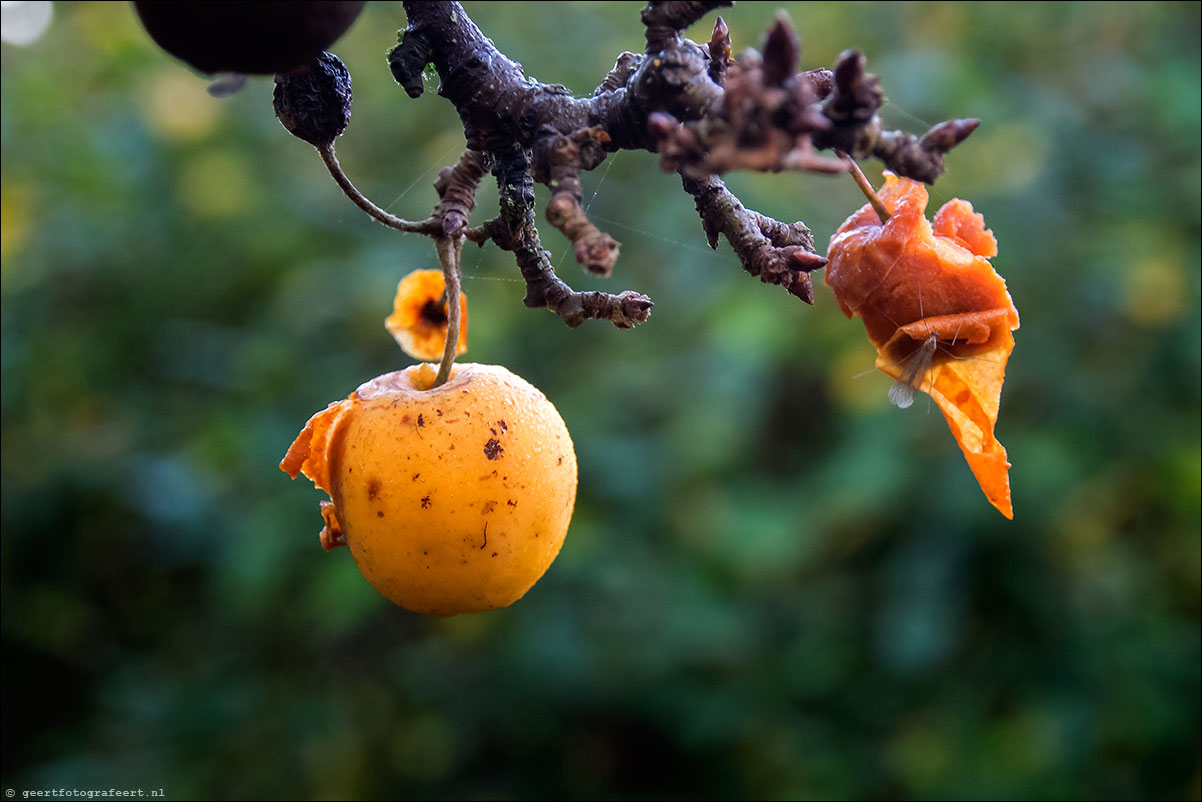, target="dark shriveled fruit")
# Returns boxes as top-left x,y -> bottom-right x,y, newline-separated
133,1 -> 365,75
273,52 -> 352,147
